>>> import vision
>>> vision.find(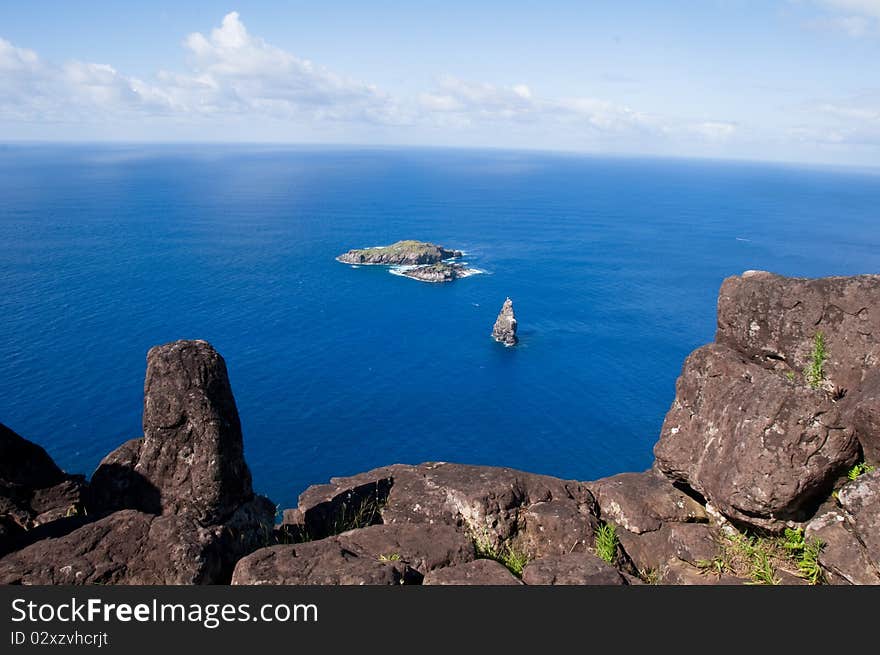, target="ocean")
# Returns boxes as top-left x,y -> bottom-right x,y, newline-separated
1,144 -> 878,510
